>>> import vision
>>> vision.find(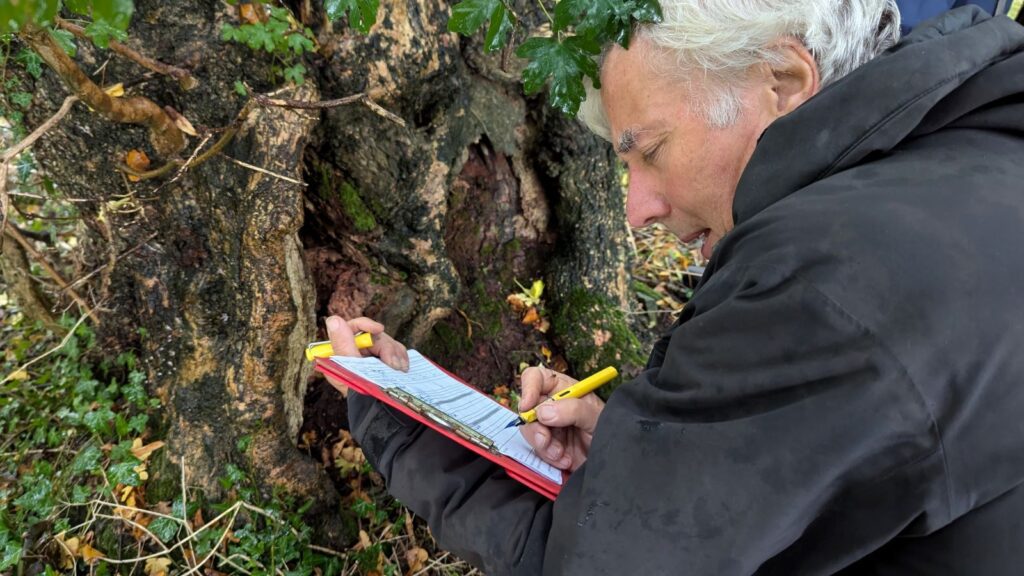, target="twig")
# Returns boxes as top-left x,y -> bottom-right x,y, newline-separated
55,17 -> 197,90
0,95 -> 79,243
221,155 -> 306,186
120,105 -> 250,182
61,232 -> 157,294
92,512 -> 170,552
251,91 -> 406,128
307,544 -> 347,558
3,225 -> 97,321
0,311 -> 90,386
0,95 -> 79,164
